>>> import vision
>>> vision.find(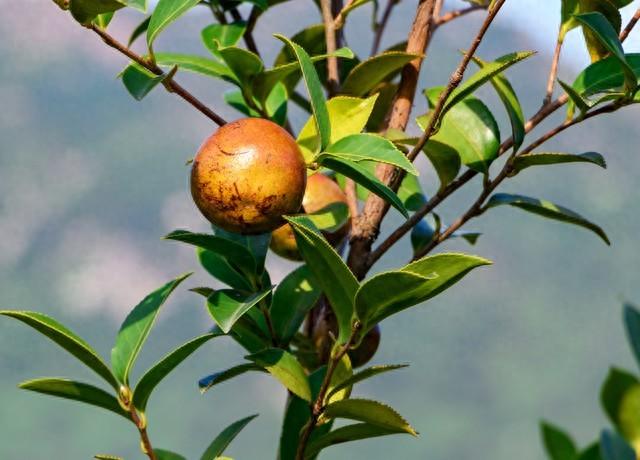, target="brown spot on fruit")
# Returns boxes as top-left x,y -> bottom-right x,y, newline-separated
348,324 -> 380,368
270,173 -> 350,260
191,118 -> 307,234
